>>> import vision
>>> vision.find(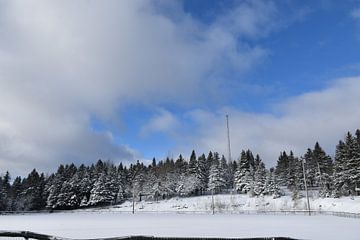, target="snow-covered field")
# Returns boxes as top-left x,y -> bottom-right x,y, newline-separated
1,195 -> 359,240
0,211 -> 359,240
92,194 -> 360,214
